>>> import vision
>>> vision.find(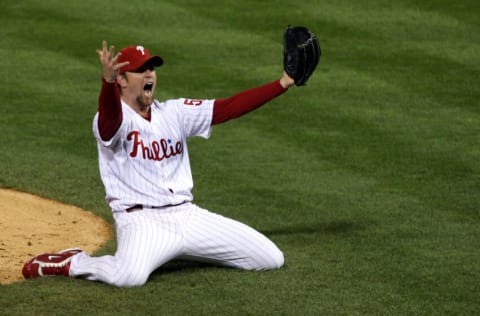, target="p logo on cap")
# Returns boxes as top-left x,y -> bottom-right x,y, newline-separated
136,46 -> 145,55
118,45 -> 164,74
